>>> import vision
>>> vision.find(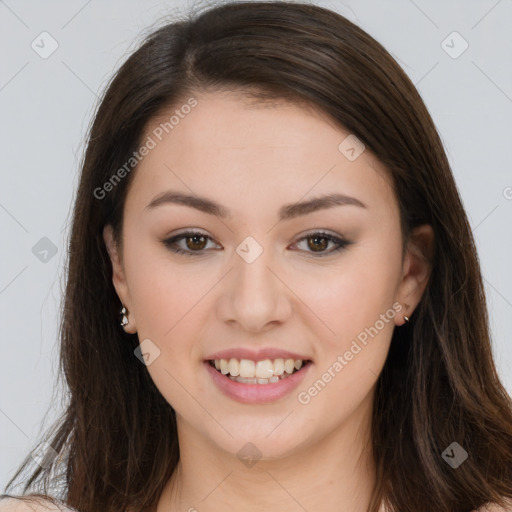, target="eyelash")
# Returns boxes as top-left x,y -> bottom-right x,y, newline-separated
162,230 -> 351,258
